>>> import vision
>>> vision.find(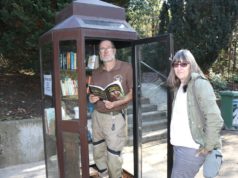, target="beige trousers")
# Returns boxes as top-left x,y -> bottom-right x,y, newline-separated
92,110 -> 127,178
